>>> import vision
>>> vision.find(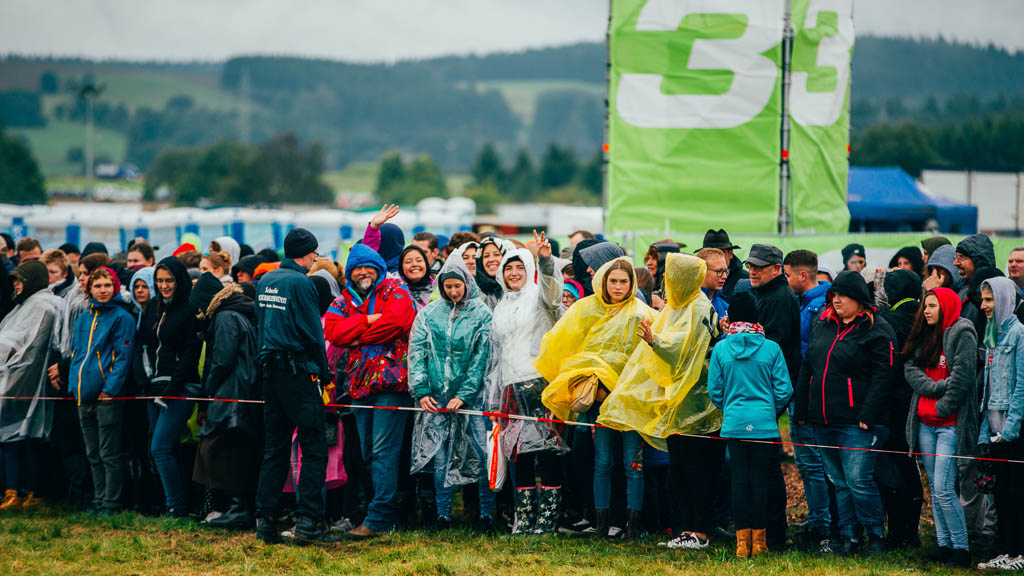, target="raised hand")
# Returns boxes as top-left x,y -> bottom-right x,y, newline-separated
533,230 -> 551,259
370,204 -> 400,229
636,318 -> 654,344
